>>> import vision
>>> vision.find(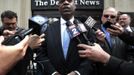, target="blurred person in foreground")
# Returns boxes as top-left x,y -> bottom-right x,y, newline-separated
0,35 -> 29,75
78,42 -> 134,75
93,7 -> 128,75
78,20 -> 134,75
